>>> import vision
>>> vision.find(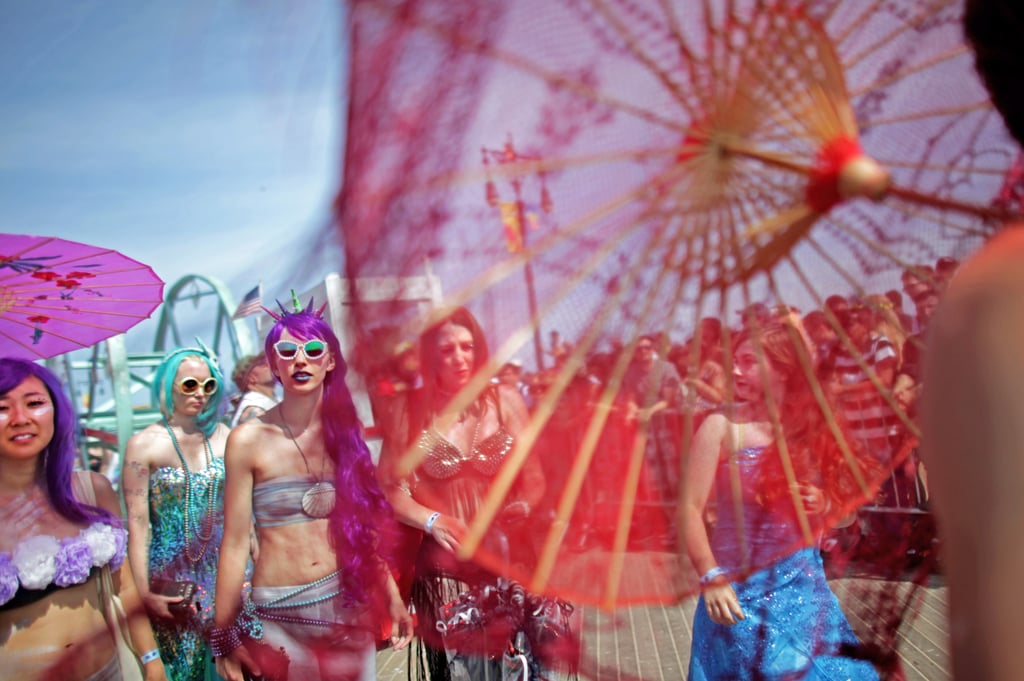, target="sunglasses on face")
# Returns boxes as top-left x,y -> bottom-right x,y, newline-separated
179,377 -> 219,396
273,339 -> 327,361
